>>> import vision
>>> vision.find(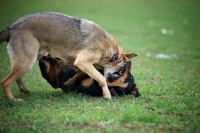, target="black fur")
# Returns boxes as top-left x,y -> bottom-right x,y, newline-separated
39,56 -> 141,97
